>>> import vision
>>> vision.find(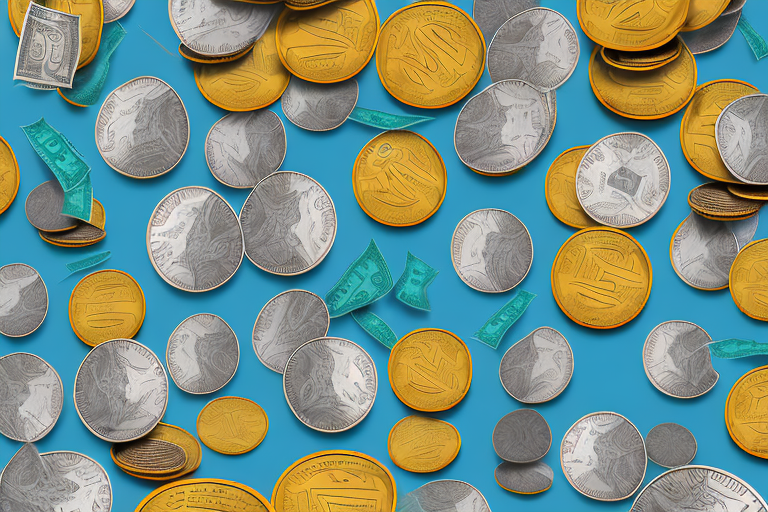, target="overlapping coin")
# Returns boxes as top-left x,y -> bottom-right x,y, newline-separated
0,136 -> 19,215
716,93 -> 768,185
645,423 -> 697,467
688,182 -> 763,220
601,37 -> 683,71
681,9 -> 742,54
681,0 -> 729,32
38,199 -> 107,247
730,238 -> 768,321
670,212 -> 739,290
137,479 -> 272,511
0,263 -> 48,337
112,439 -> 186,476
495,461 -> 553,495
25,180 -> 79,232
545,146 -> 599,229
726,365 -> 768,459
472,0 -> 539,46
281,78 -> 359,131
493,409 -> 551,463
111,422 -> 202,481
398,480 -> 490,512
104,0 -> 135,23
388,416 -> 460,473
